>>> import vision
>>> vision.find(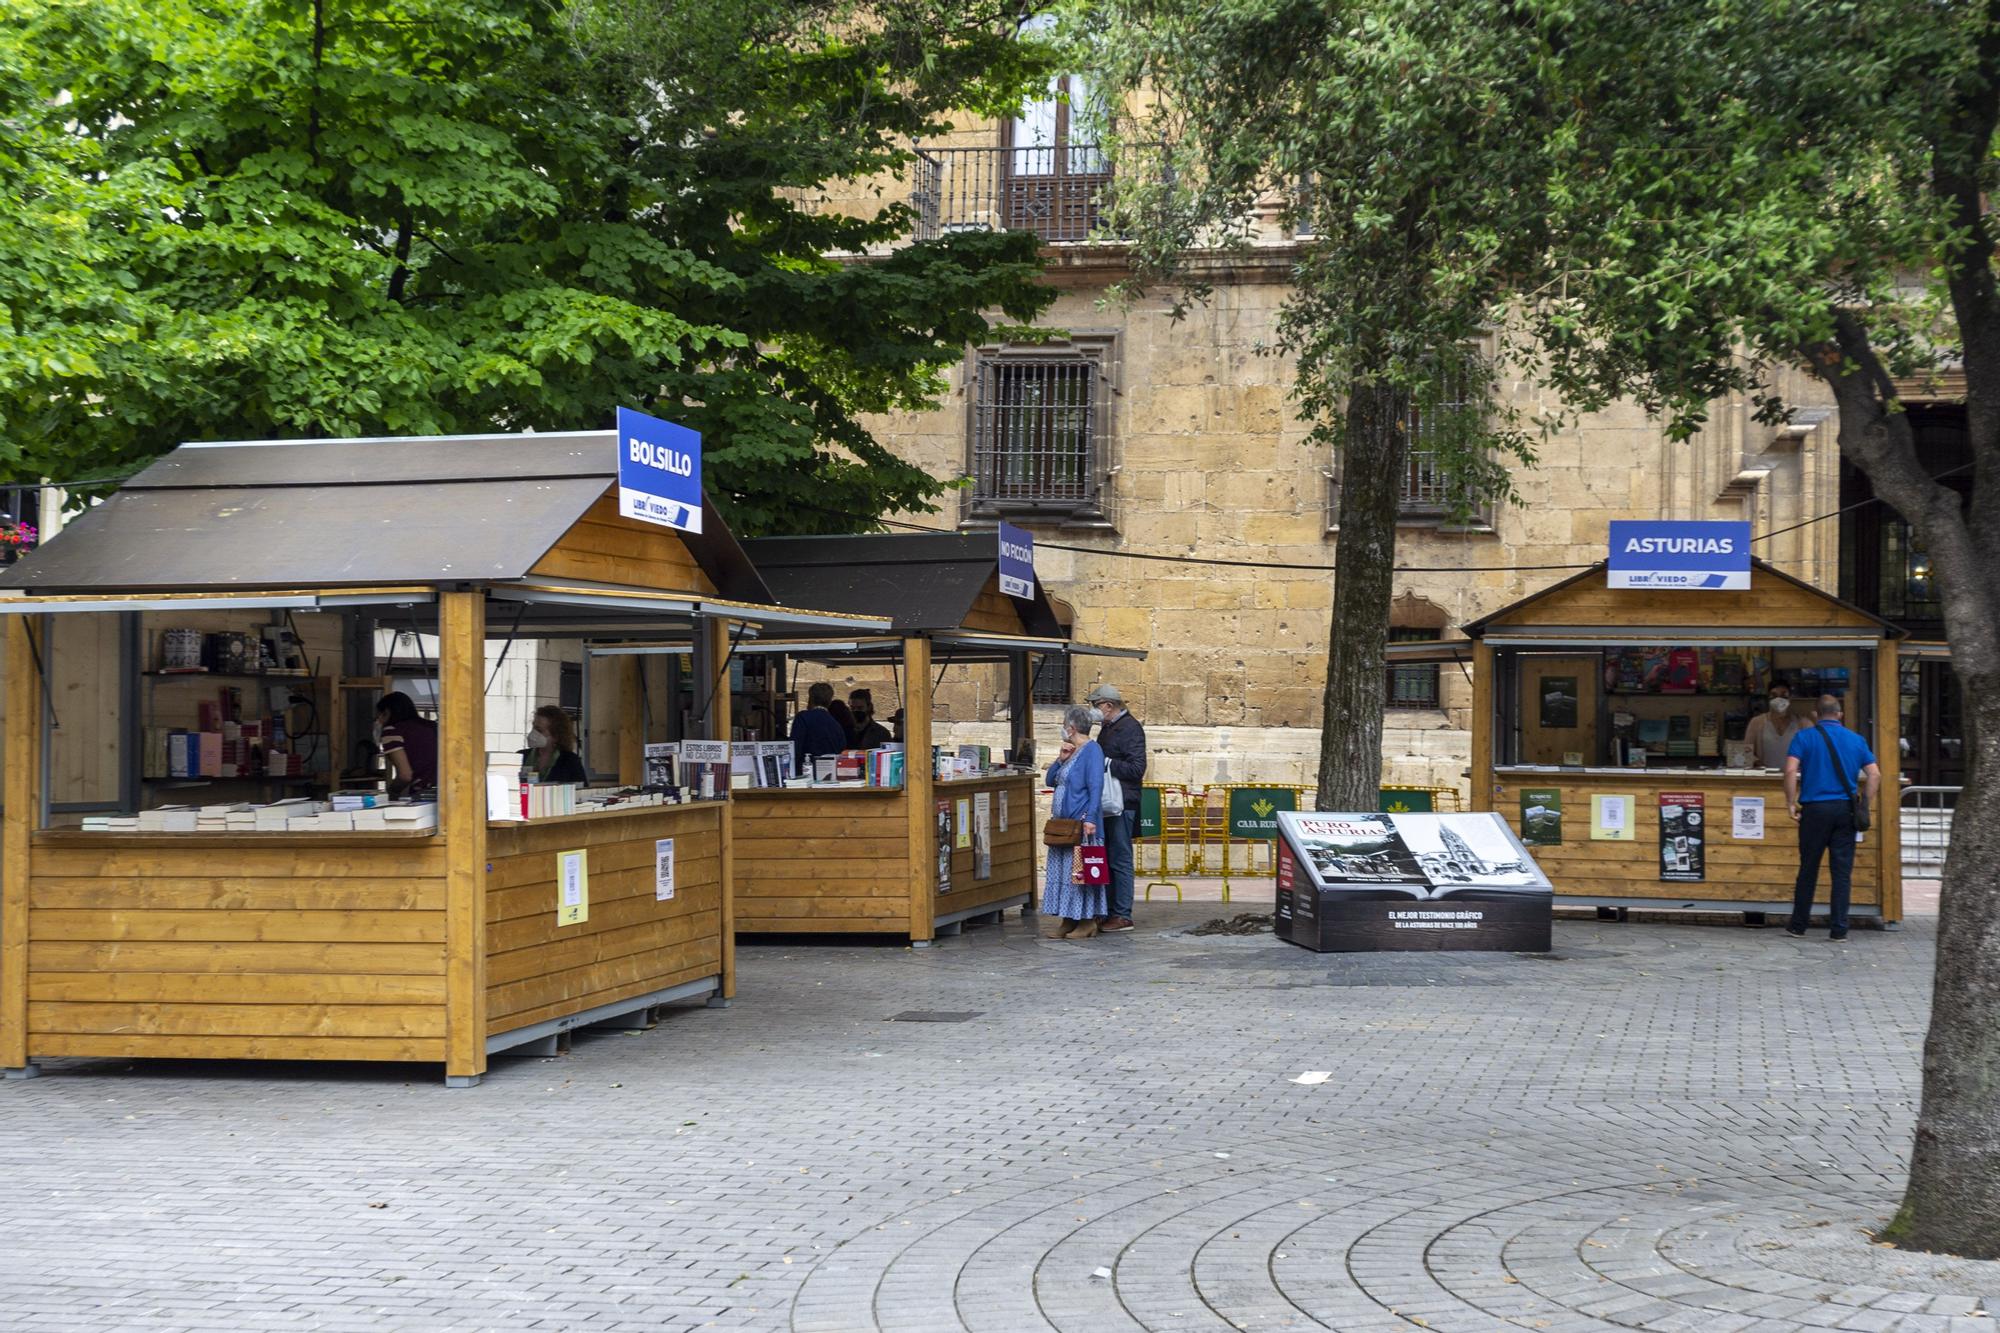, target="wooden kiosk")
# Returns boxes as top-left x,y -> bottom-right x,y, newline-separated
718,534 -> 1140,944
0,434 -> 884,1085
1462,558 -> 1904,923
